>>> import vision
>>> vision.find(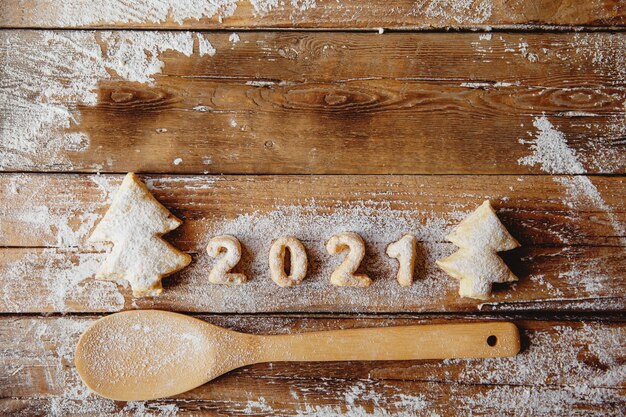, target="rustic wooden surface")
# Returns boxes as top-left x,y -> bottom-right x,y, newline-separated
1,174 -> 624,314
1,0 -> 625,29
1,315 -> 625,416
2,30 -> 626,174
0,1 -> 625,416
